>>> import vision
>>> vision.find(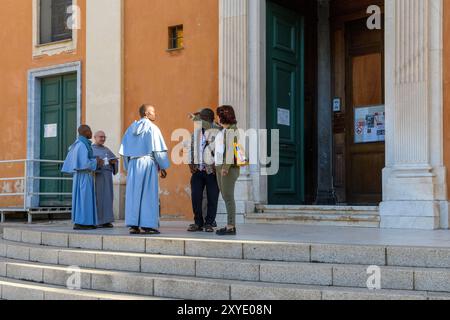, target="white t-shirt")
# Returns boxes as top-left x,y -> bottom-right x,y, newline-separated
214,130 -> 225,165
